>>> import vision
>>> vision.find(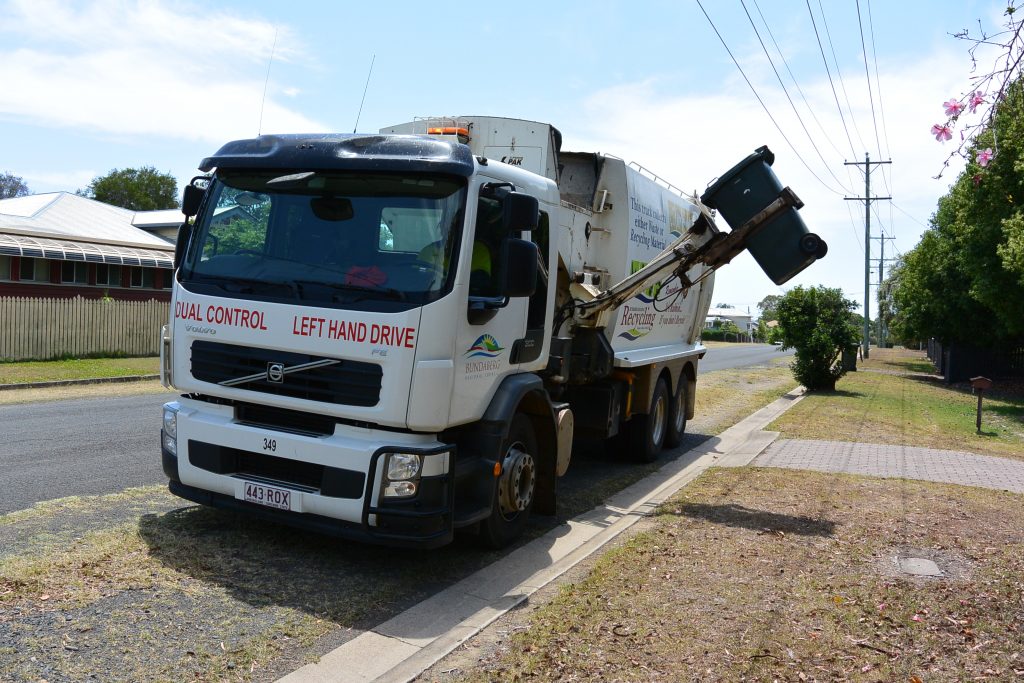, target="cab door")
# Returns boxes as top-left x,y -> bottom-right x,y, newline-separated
448,184 -> 539,424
